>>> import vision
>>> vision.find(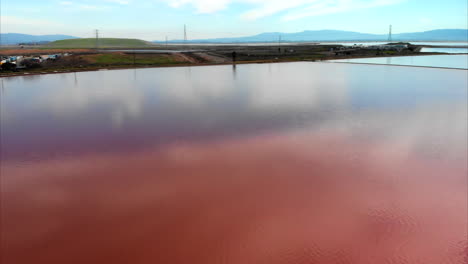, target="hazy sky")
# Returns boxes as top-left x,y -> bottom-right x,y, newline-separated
2,0 -> 467,40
